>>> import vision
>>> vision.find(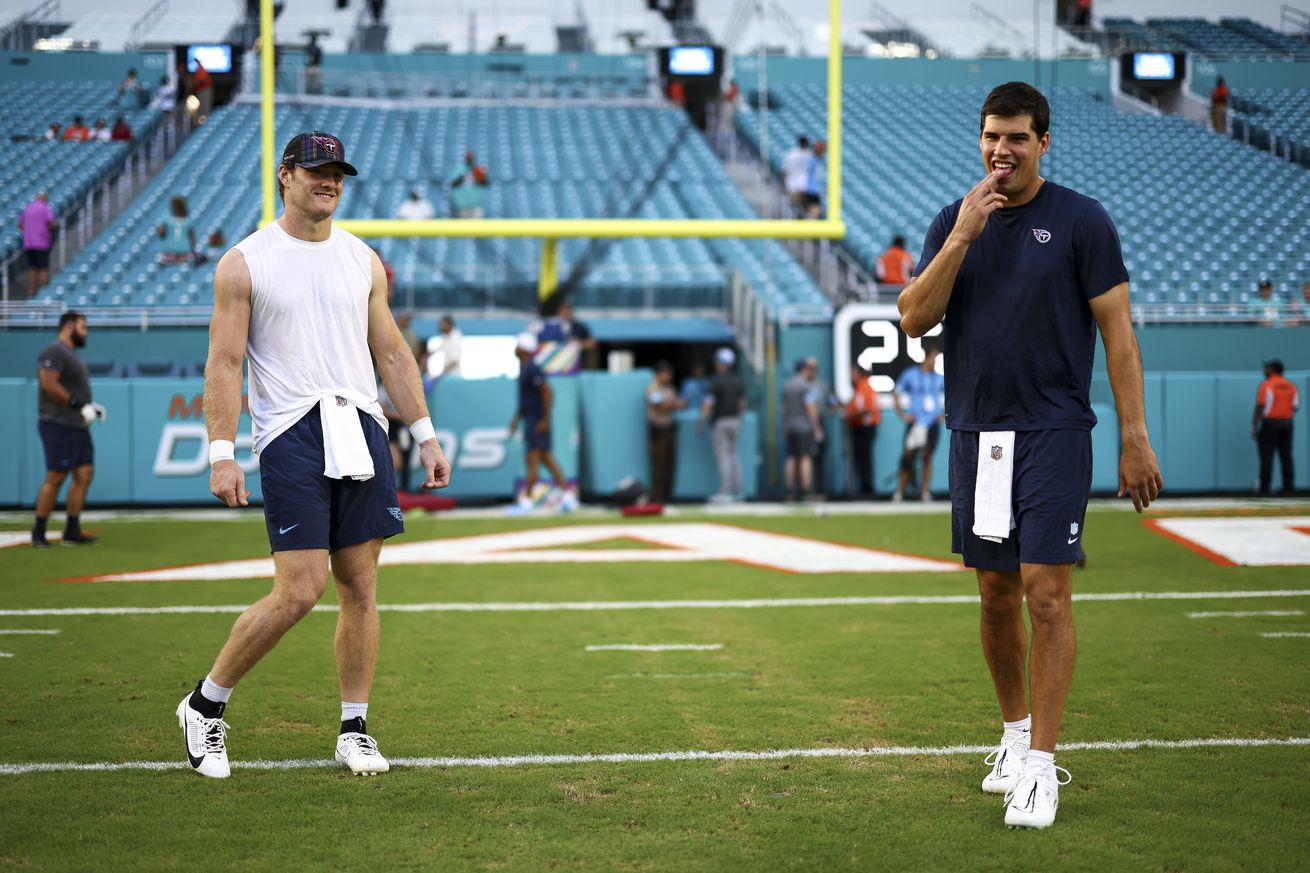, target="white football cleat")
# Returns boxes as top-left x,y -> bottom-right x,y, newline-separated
177,694 -> 231,779
981,728 -> 1030,794
336,732 -> 390,775
1004,761 -> 1072,829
